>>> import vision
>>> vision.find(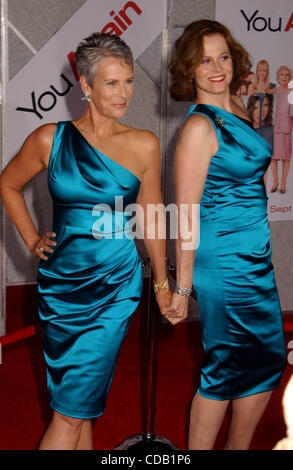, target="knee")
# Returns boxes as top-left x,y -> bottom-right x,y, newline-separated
53,411 -> 85,432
